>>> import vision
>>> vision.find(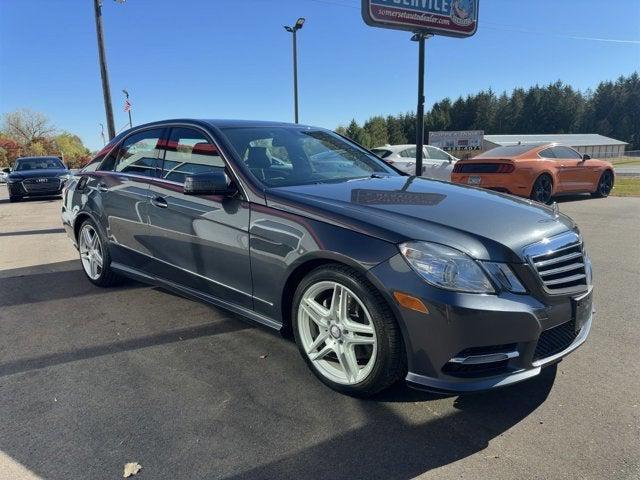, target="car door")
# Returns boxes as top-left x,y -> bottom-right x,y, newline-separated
145,126 -> 253,309
423,146 -> 454,180
93,127 -> 166,270
550,146 -> 587,192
